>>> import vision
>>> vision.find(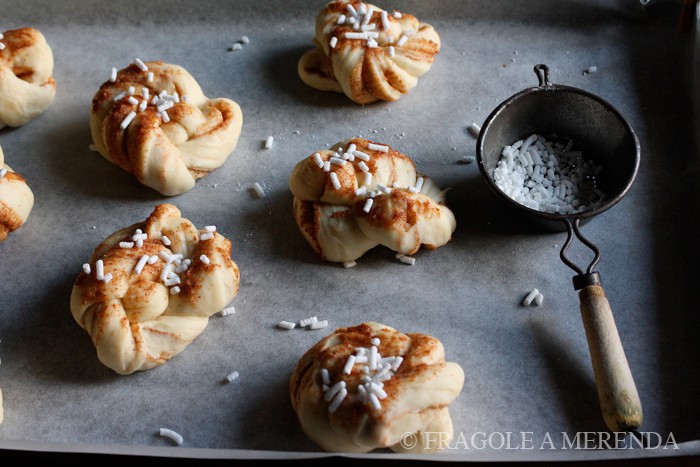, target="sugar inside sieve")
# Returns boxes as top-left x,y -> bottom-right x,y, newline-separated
476,64 -> 643,434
